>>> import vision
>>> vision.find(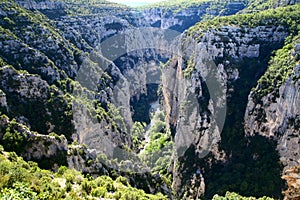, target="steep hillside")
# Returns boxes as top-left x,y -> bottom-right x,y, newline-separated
243,0 -> 300,12
0,145 -> 168,199
164,3 -> 300,199
0,0 -> 172,196
245,30 -> 300,200
140,0 -> 250,32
